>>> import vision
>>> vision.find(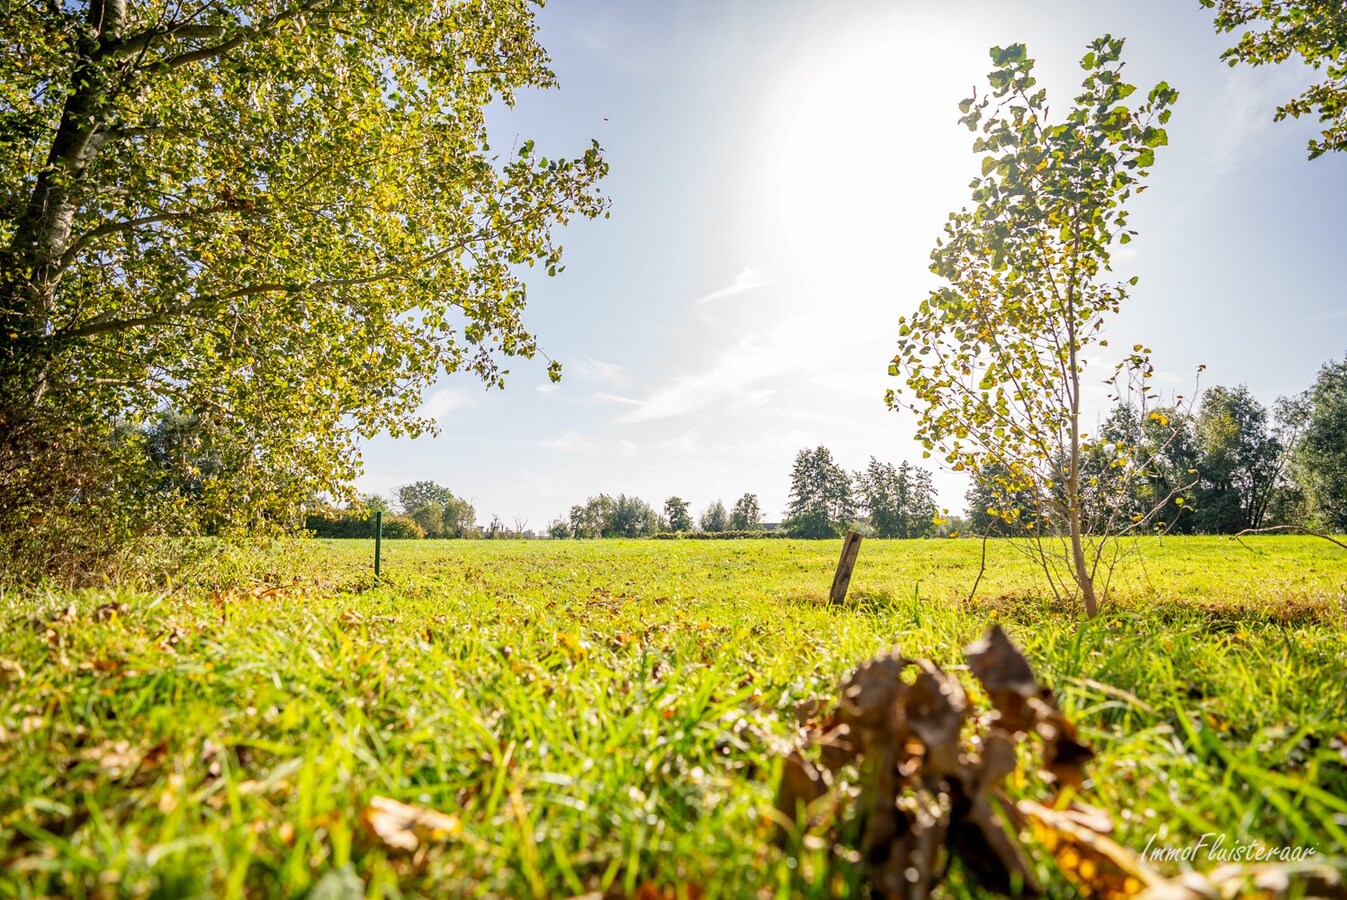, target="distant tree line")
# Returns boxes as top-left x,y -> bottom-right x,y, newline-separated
303,356 -> 1347,542
781,448 -> 941,539
544,490 -> 768,539
965,363 -> 1347,536
539,450 -> 942,540
307,480 -> 491,540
